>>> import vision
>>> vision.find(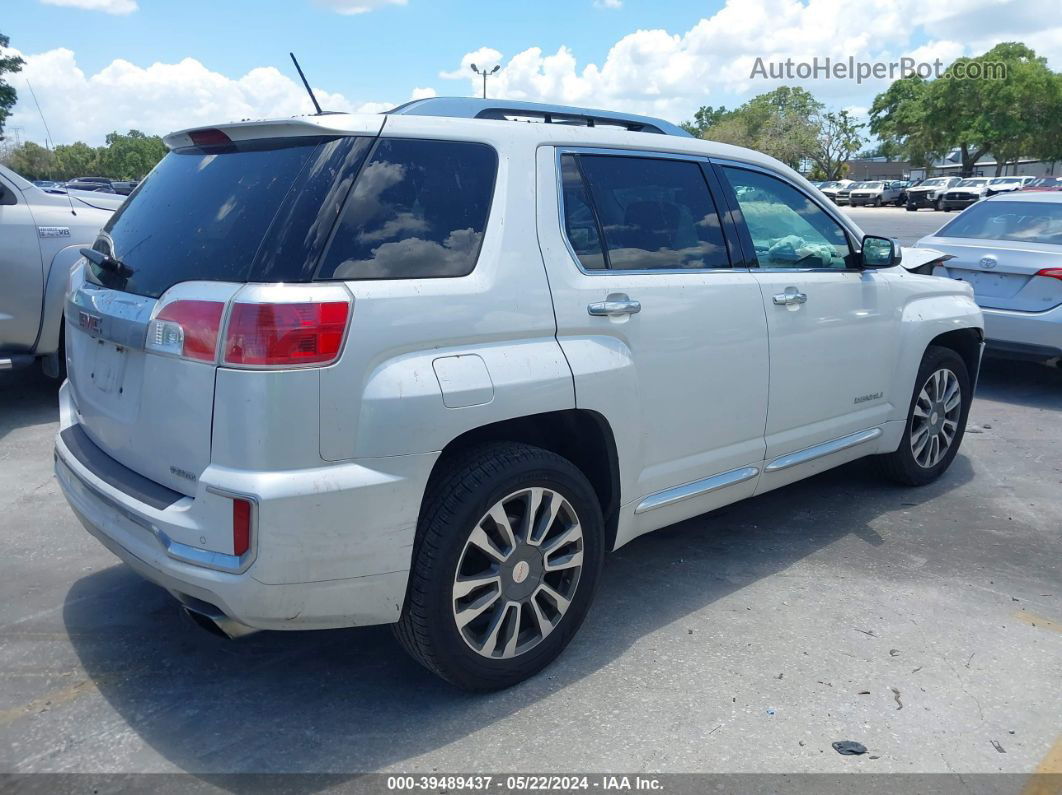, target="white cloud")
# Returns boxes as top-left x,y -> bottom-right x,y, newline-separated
2,47 -> 429,146
313,0 -> 407,13
441,0 -> 1062,123
594,0 -> 623,8
38,0 -> 138,13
